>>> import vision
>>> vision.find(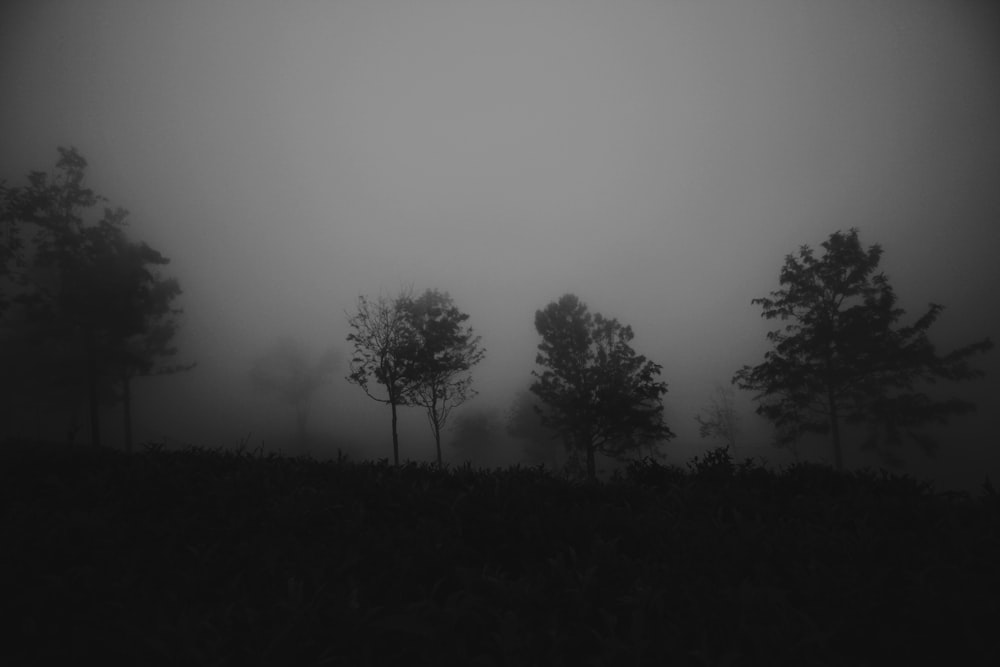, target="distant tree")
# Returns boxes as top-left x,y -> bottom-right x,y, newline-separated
0,147 -> 192,448
694,384 -> 740,450
250,337 -> 339,447
403,289 -> 486,467
506,388 -> 562,469
449,407 -> 502,465
531,294 -> 674,480
0,179 -> 24,316
733,228 -> 993,470
346,289 -> 420,466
